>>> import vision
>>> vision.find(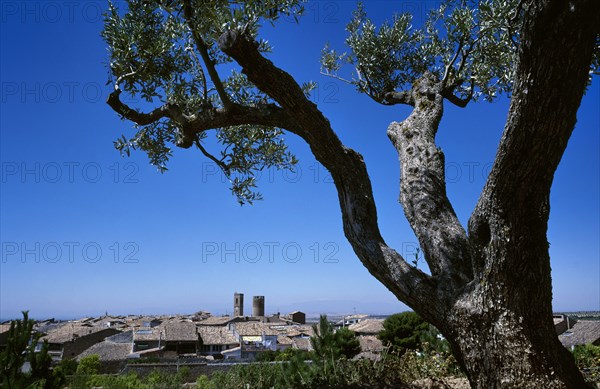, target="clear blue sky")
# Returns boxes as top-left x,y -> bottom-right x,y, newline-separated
1,1 -> 598,320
